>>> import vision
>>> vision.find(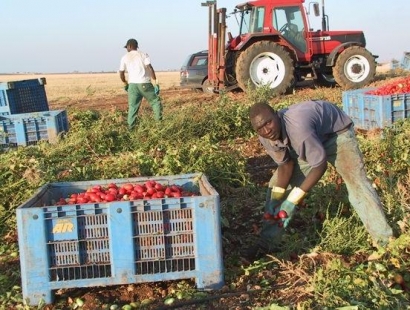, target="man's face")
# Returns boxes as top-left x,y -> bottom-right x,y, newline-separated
251,110 -> 281,140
